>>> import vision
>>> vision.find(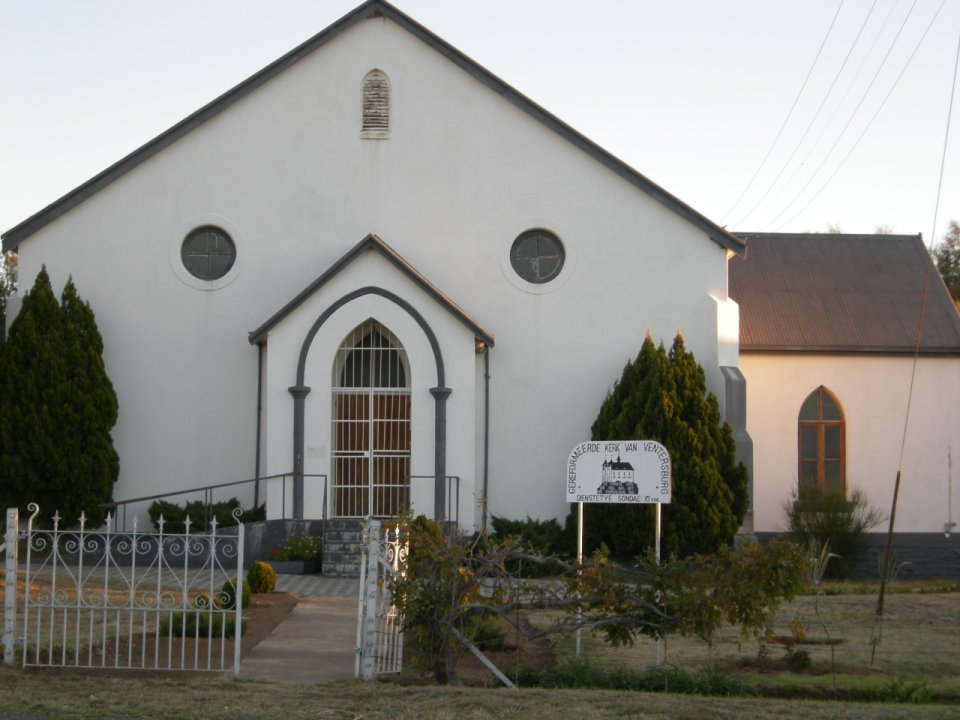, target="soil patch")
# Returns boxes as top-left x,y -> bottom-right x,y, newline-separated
452,611 -> 556,686
24,592 -> 299,672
